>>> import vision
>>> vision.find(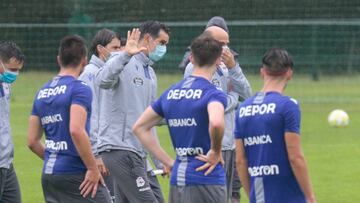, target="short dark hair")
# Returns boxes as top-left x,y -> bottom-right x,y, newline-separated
262,48 -> 294,75
139,21 -> 170,39
190,34 -> 223,67
90,28 -> 120,56
0,41 -> 25,64
58,35 -> 87,67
